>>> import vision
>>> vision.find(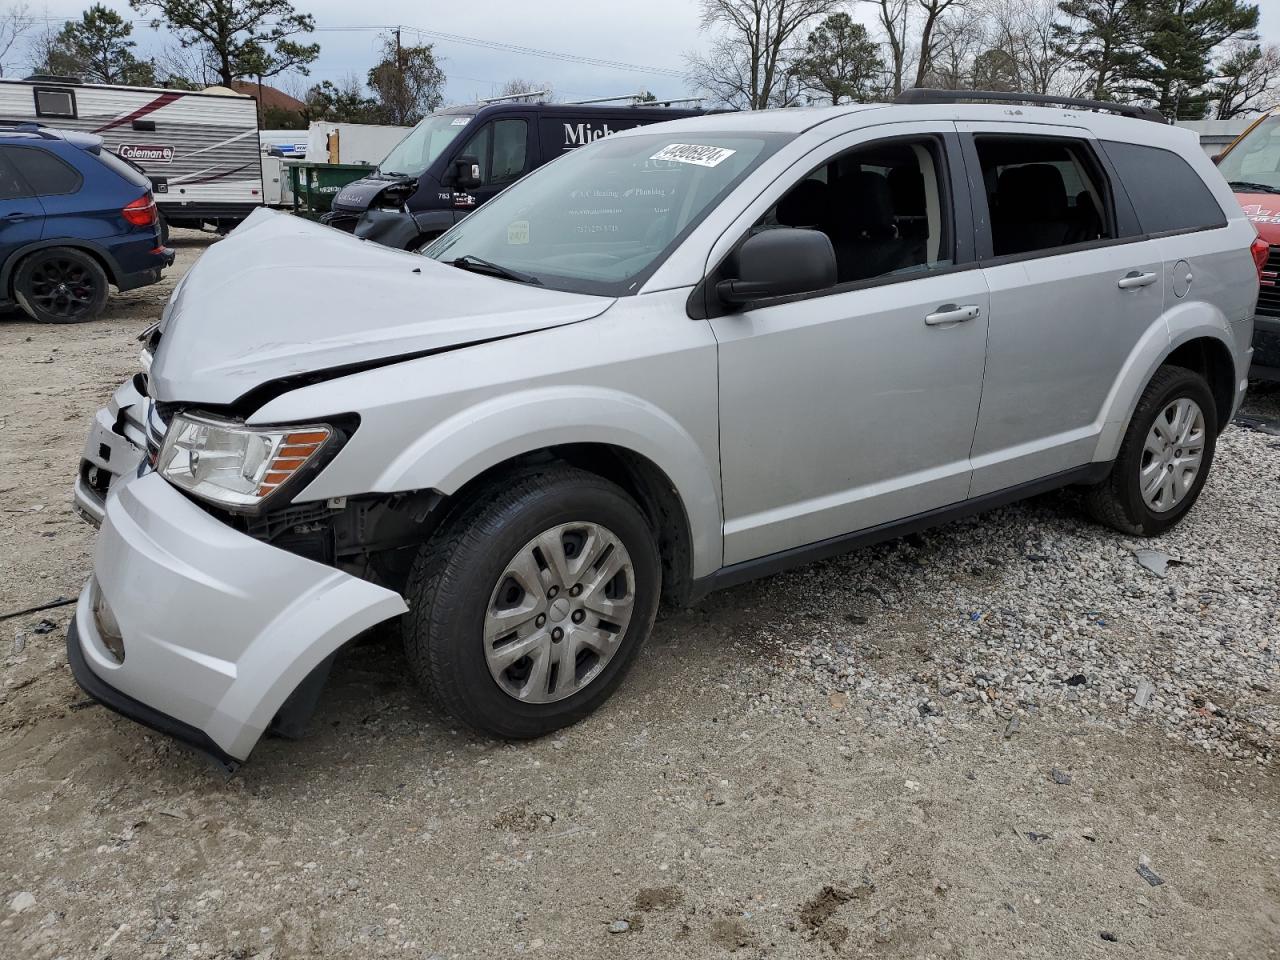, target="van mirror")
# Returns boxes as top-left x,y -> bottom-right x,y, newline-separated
453,155 -> 482,188
716,228 -> 837,306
